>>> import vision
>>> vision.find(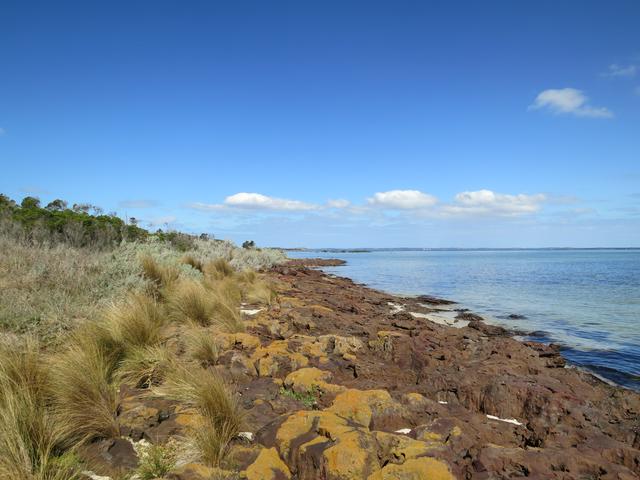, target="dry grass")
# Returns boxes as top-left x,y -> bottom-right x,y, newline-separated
244,279 -> 276,306
50,341 -> 120,444
103,293 -> 166,350
206,277 -> 243,306
140,254 -> 180,297
0,338 -> 81,480
211,300 -> 245,334
181,254 -> 204,273
186,328 -> 219,366
204,258 -> 234,280
167,280 -> 216,326
117,345 -> 174,388
158,364 -> 243,467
